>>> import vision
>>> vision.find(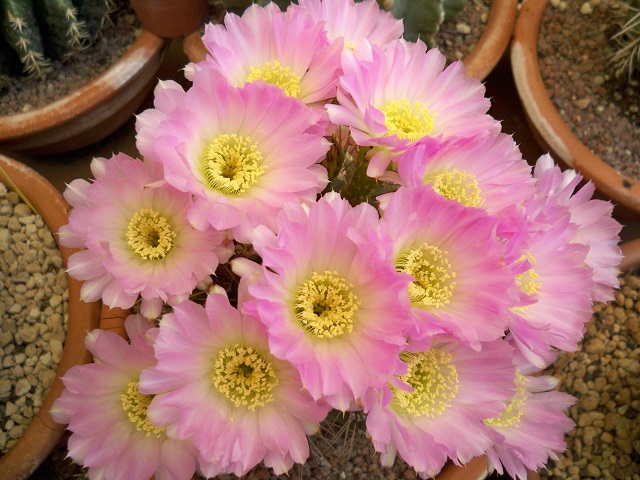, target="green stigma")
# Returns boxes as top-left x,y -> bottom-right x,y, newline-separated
201,134 -> 265,196
424,169 -> 484,208
391,349 -> 460,418
293,270 -> 360,339
484,373 -> 527,428
381,98 -> 436,141
395,243 -> 456,308
212,343 -> 278,411
246,60 -> 302,98
121,381 -> 165,438
126,208 -> 176,260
